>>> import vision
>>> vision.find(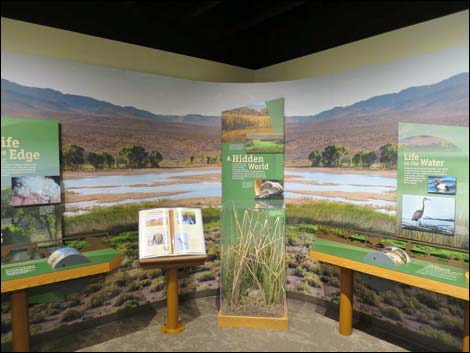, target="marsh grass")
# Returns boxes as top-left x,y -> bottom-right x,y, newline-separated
222,208 -> 286,317
287,200 -> 395,235
64,203 -> 220,236
246,139 -> 284,154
